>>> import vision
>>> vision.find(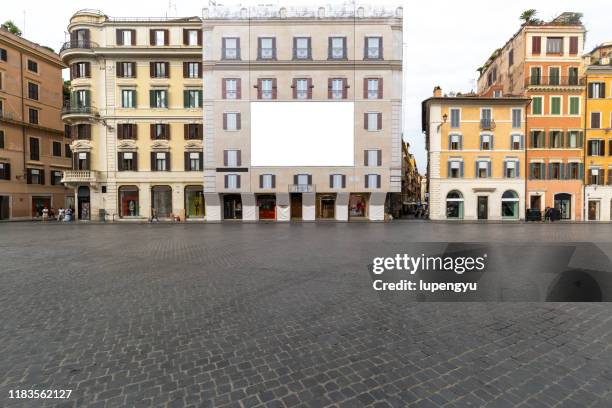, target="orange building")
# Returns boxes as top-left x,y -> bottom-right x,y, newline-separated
477,12 -> 585,220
